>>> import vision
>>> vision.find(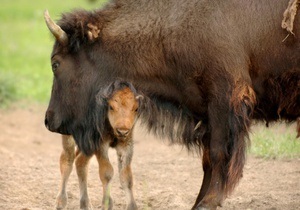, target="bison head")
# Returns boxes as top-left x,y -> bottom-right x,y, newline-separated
44,10 -> 108,155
